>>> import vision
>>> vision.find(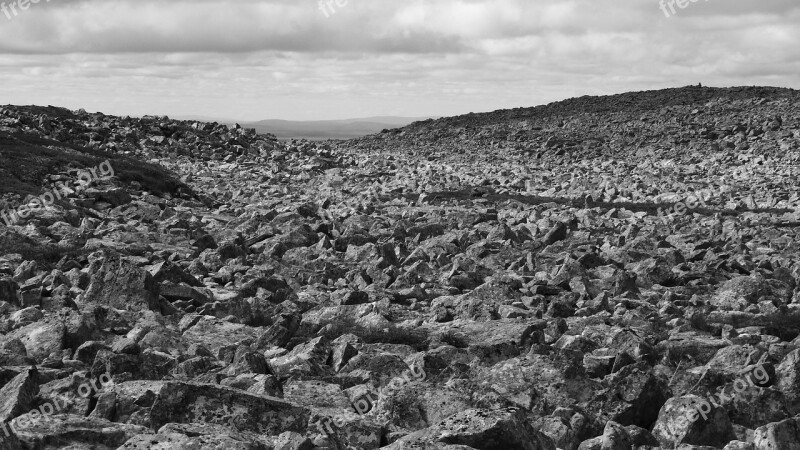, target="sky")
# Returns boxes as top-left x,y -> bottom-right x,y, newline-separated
0,0 -> 798,121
